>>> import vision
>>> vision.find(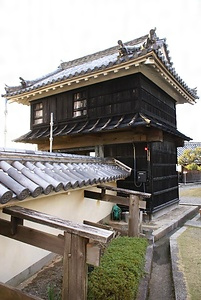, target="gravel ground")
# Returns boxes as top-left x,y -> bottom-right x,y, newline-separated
19,256 -> 63,300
